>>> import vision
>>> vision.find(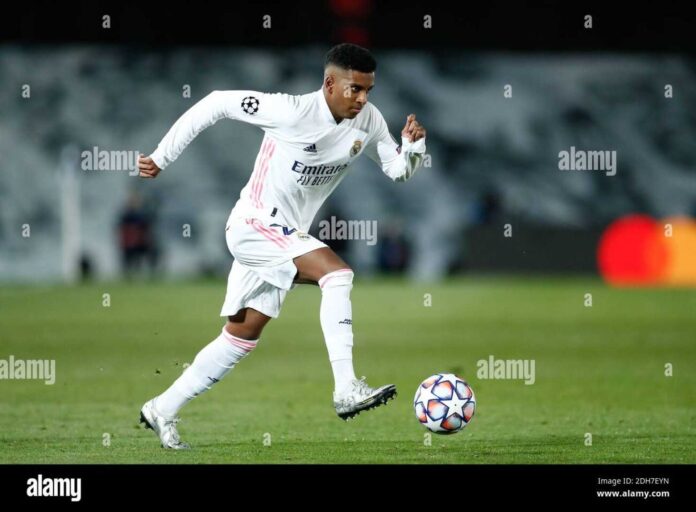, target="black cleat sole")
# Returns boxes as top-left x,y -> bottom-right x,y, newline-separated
337,385 -> 397,420
139,411 -> 154,431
